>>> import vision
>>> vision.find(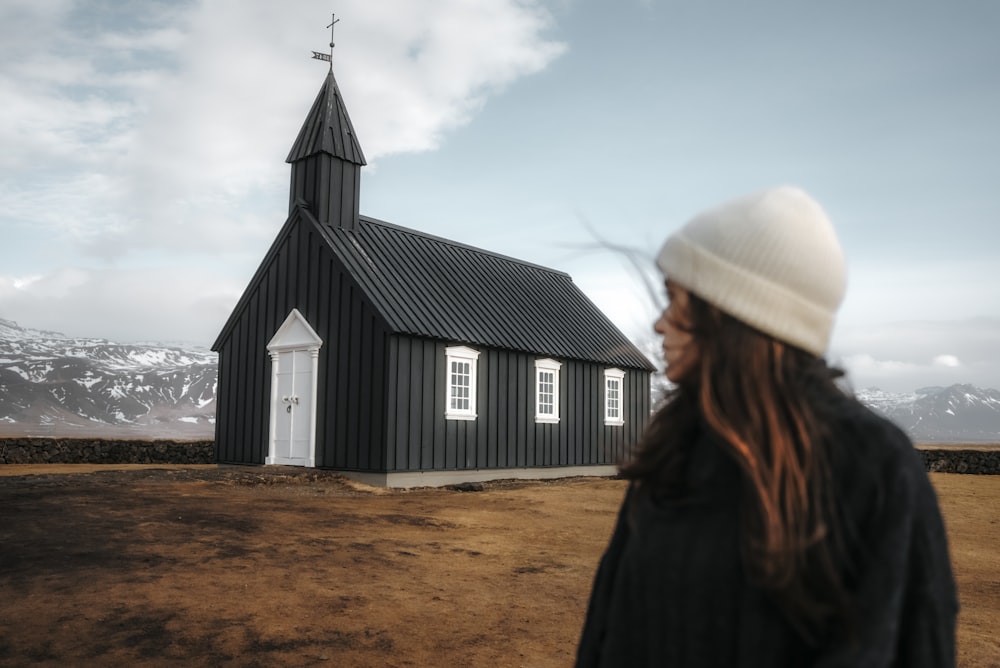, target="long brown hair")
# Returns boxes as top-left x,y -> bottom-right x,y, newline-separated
622,290 -> 853,643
